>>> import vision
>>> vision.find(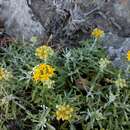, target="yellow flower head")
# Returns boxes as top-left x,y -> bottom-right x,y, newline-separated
91,28 -> 104,39
35,45 -> 54,60
127,50 -> 130,61
0,67 -> 11,81
115,75 -> 127,88
55,104 -> 74,121
33,64 -> 55,82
